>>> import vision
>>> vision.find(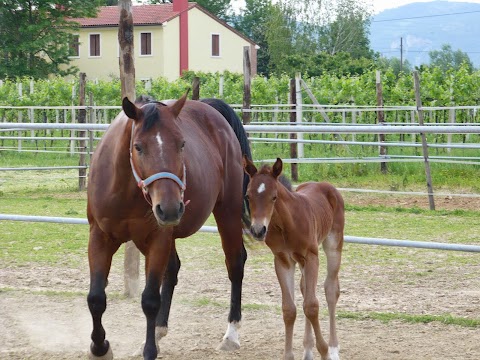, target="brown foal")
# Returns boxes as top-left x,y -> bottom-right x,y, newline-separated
244,157 -> 344,360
